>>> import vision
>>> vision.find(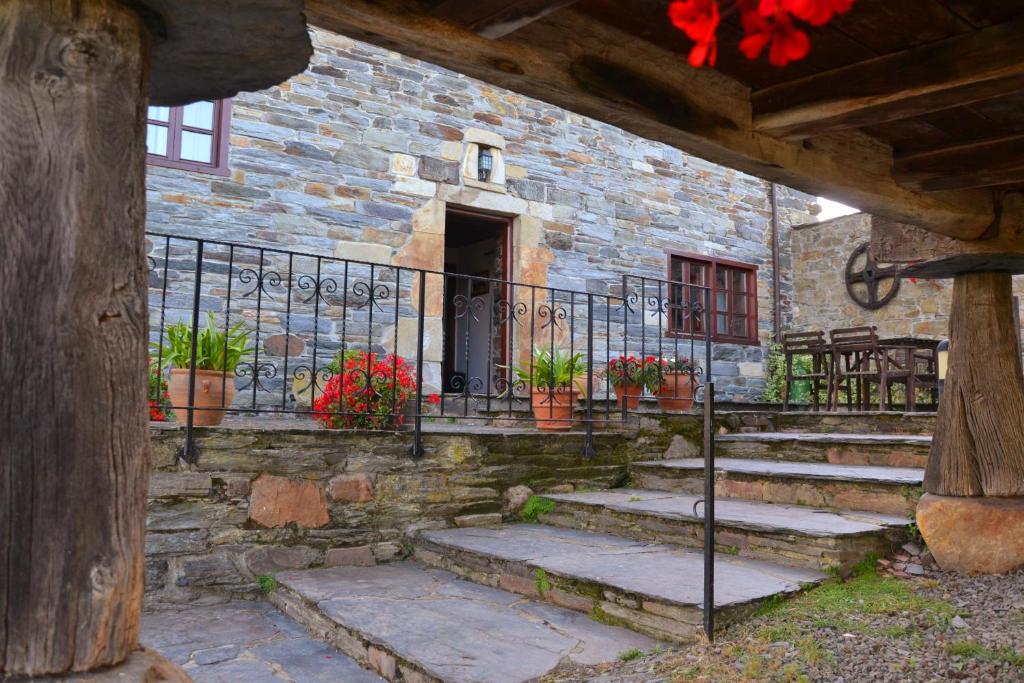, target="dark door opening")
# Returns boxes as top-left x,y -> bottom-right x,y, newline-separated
443,207 -> 513,394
